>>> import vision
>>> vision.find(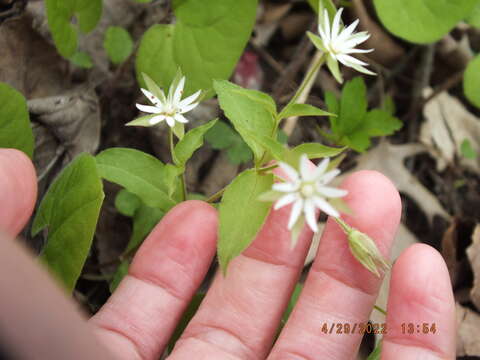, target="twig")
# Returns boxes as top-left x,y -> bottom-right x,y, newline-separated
421,70 -> 464,106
